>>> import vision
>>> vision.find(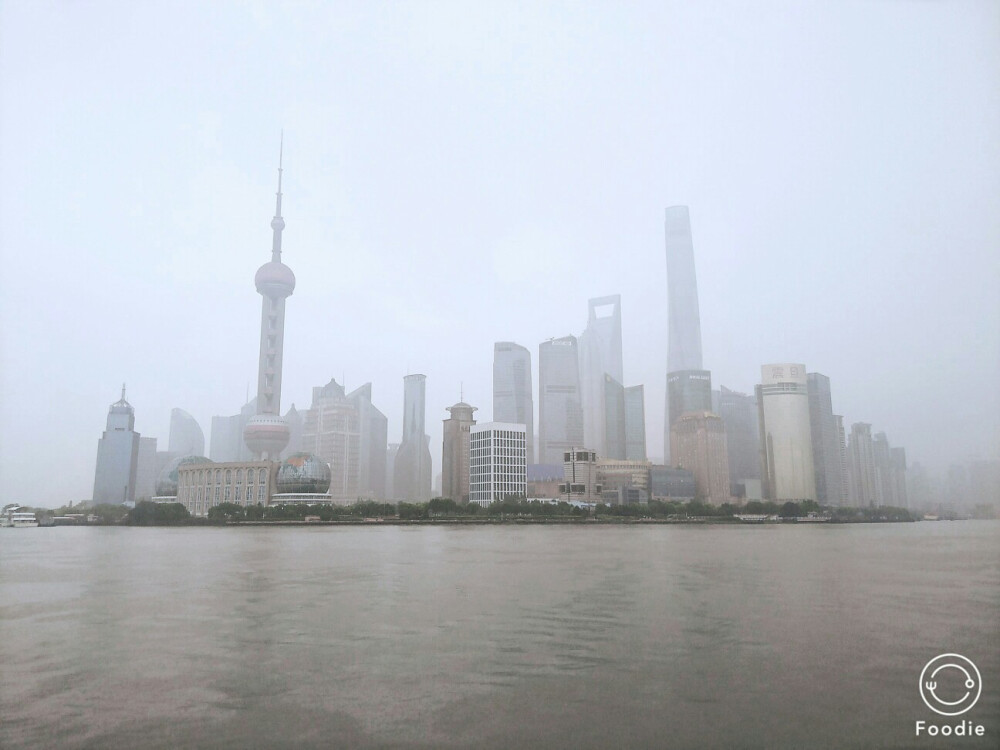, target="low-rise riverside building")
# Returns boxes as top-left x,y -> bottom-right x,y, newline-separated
597,459 -> 652,494
560,448 -> 603,503
169,452 -> 333,516
176,461 -> 277,516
